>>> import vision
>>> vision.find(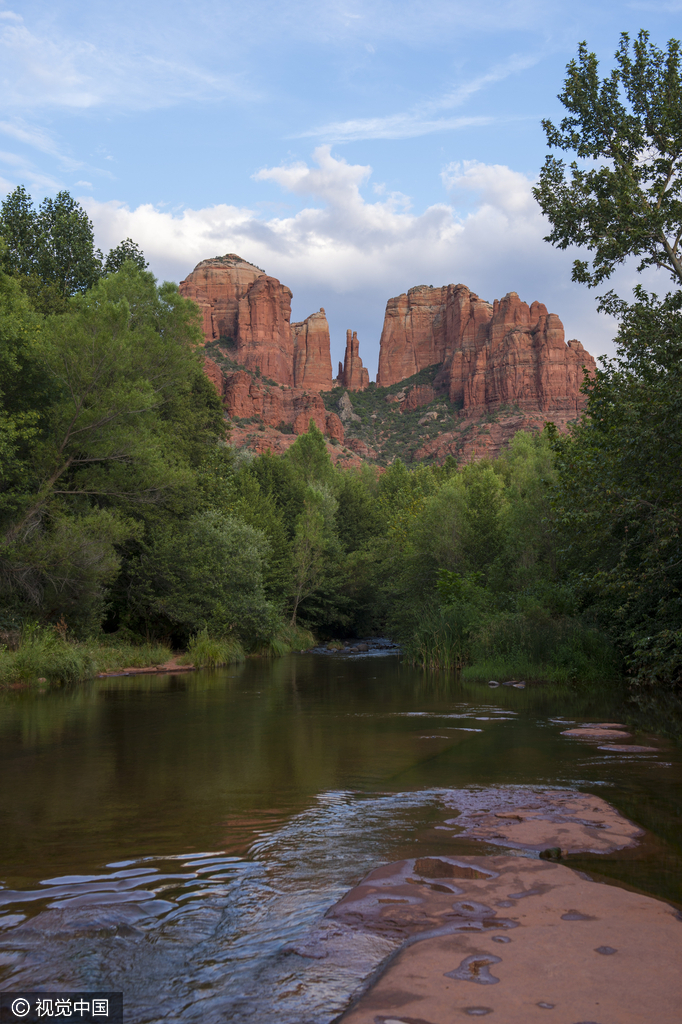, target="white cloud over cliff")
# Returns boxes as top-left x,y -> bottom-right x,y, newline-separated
85,148 -> 626,374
